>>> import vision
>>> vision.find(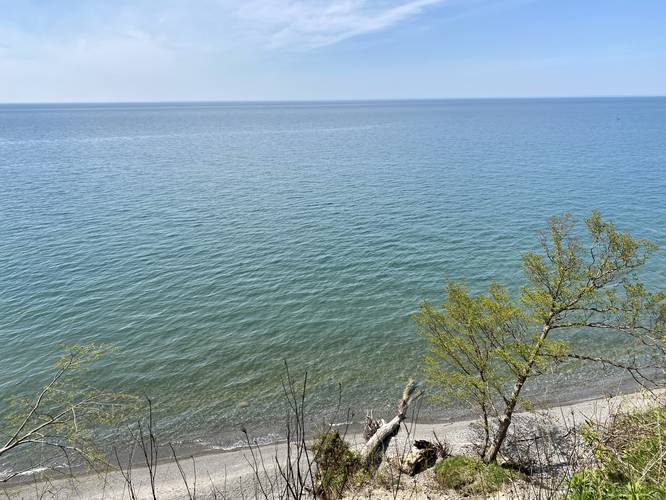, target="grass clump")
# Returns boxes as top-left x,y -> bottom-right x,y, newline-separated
312,431 -> 369,498
567,404 -> 666,498
568,468 -> 666,499
434,455 -> 519,495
